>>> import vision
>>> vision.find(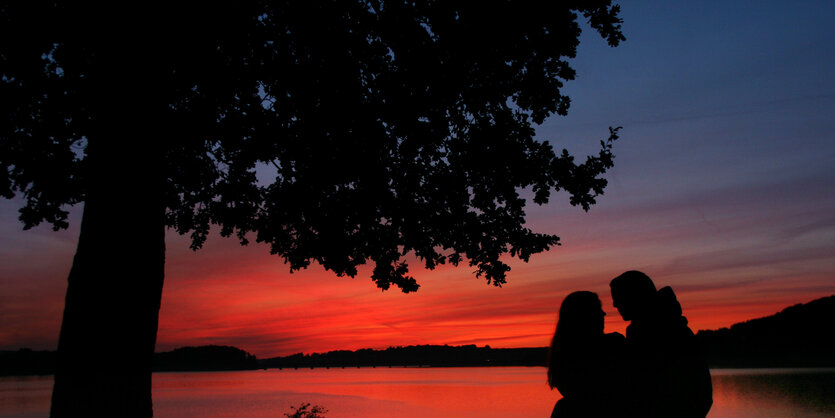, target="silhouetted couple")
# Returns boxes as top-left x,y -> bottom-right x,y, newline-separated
547,271 -> 712,417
